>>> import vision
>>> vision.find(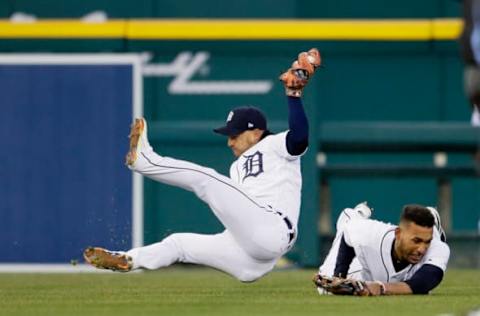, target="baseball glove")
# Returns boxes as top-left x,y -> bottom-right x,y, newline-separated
313,274 -> 371,296
280,48 -> 322,97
